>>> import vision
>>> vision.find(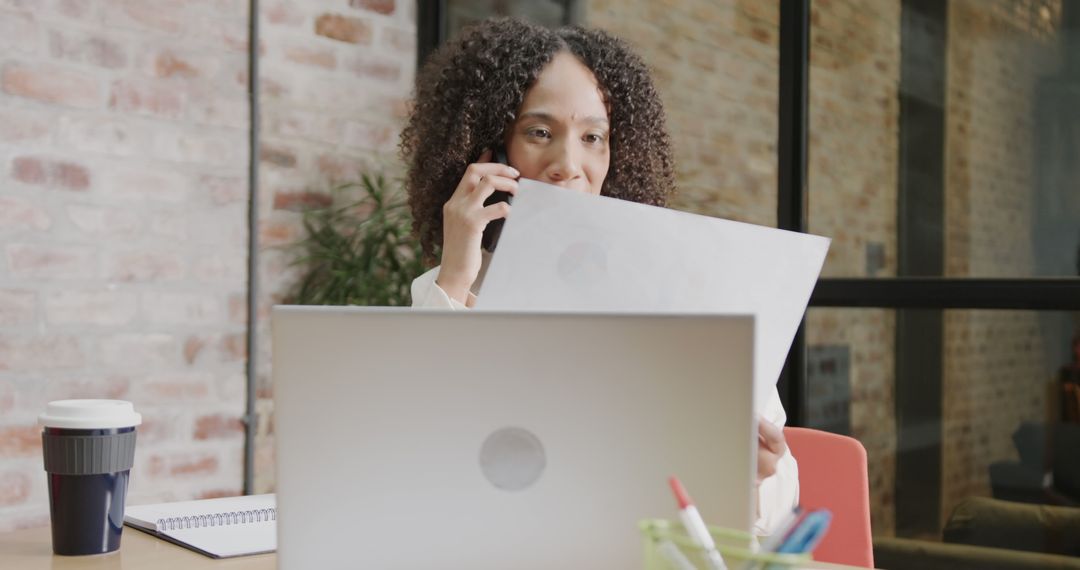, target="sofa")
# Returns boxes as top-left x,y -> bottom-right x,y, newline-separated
874,497 -> 1080,569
